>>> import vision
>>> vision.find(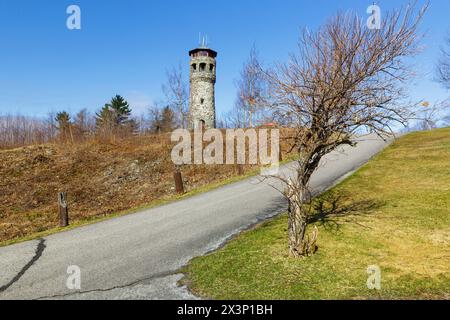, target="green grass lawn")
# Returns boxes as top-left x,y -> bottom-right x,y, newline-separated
182,128 -> 450,300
